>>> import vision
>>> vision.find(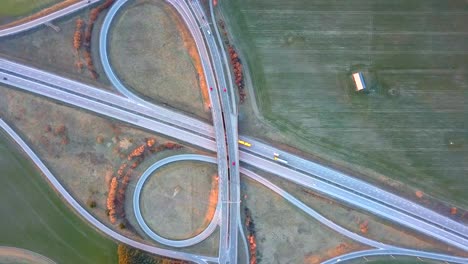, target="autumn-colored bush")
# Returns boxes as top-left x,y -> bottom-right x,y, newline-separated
107,177 -> 118,224
128,144 -> 145,160
117,244 -> 164,264
73,18 -> 84,50
81,0 -> 115,78
164,142 -> 182,150
228,45 -> 246,103
244,207 -> 258,264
